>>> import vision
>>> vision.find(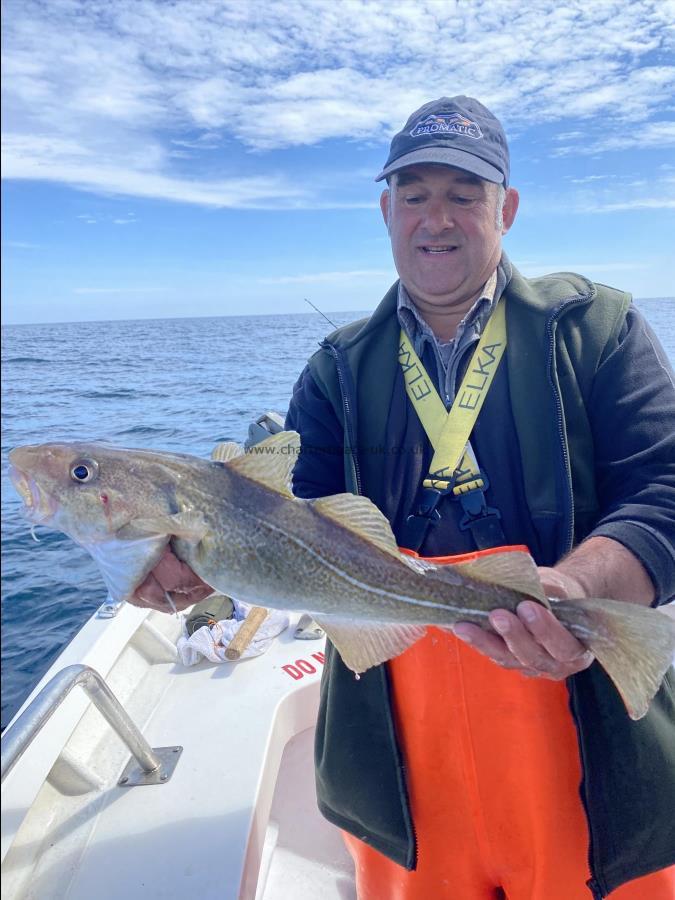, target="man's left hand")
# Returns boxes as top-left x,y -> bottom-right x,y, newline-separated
452,567 -> 594,680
